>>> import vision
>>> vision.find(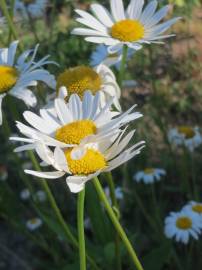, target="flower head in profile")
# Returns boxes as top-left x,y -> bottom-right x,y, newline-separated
133,168 -> 166,184
164,209 -> 202,244
183,201 -> 202,221
90,44 -> 134,69
168,126 -> 202,152
72,0 -> 180,52
10,91 -> 142,152
56,64 -> 121,111
26,217 -> 42,231
15,0 -> 48,18
0,41 -> 56,125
